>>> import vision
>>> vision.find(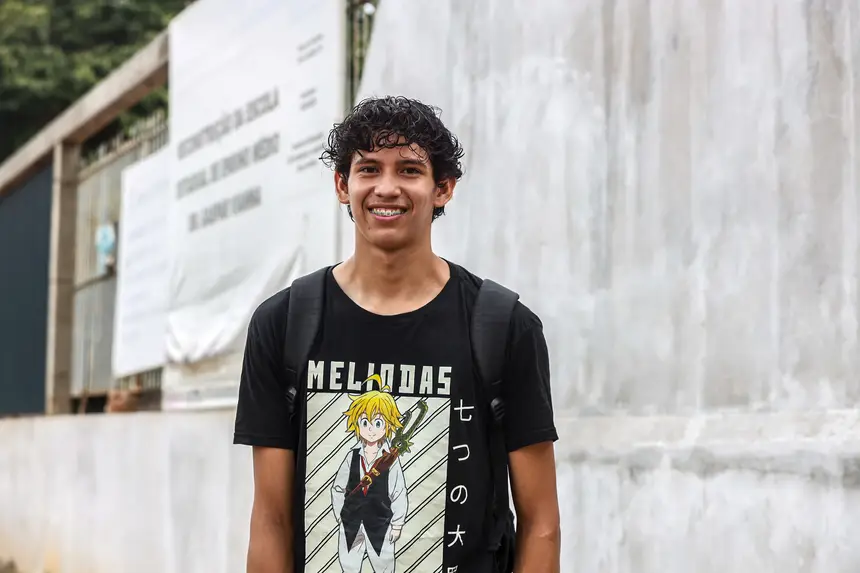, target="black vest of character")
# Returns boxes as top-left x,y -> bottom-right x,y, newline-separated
341,448 -> 393,556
